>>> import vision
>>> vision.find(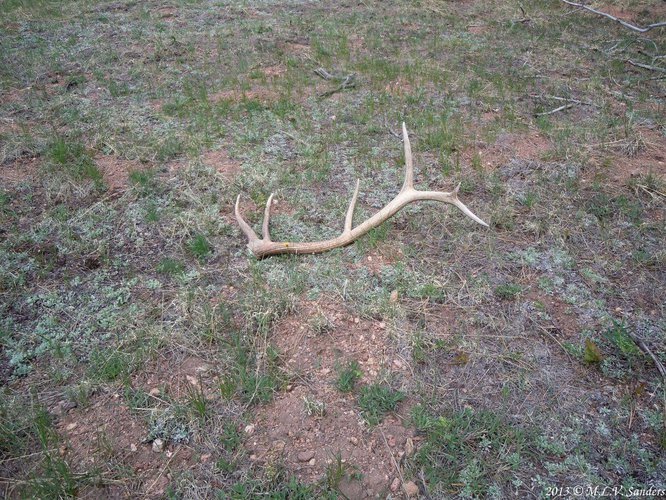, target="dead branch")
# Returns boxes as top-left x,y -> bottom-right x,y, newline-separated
626,59 -> 666,74
530,93 -> 599,107
535,103 -> 574,116
626,331 -> 666,379
560,1 -> 666,33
